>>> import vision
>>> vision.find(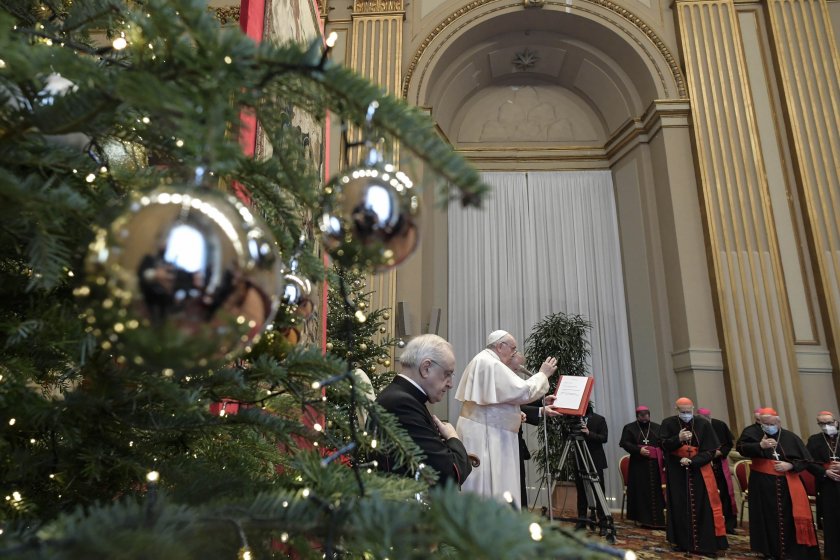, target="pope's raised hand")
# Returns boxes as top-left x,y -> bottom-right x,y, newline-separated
539,356 -> 559,377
